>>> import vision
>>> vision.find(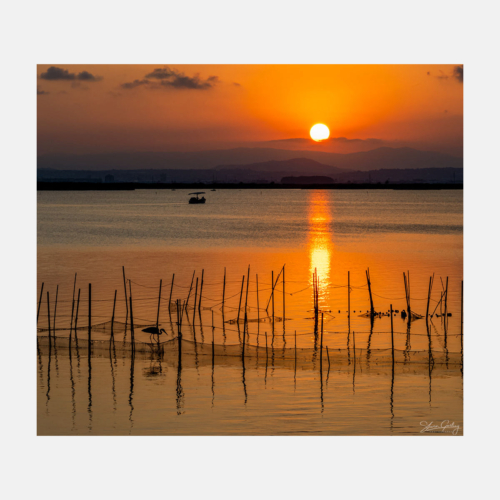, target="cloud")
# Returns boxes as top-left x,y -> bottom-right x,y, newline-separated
233,82 -> 242,87
40,66 -> 74,80
160,73 -> 218,90
121,79 -> 150,89
39,66 -> 102,81
121,66 -> 219,90
145,68 -> 175,80
453,65 -> 463,83
76,70 -> 102,81
37,86 -> 49,95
